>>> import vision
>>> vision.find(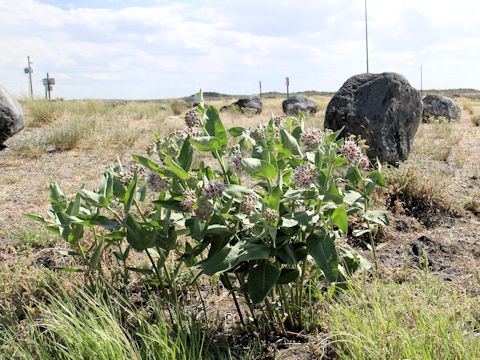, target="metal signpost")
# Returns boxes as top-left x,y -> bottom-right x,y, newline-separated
259,80 -> 262,99
24,56 -> 34,98
285,76 -> 290,98
42,73 -> 55,100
